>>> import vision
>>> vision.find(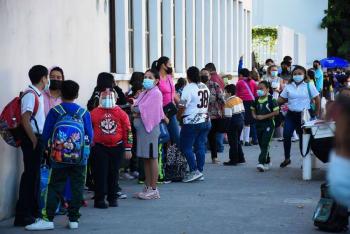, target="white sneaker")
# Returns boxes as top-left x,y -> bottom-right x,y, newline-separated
182,170 -> 203,183
130,171 -> 139,178
257,164 -> 265,172
68,221 -> 79,229
199,175 -> 205,181
263,164 -> 270,171
25,219 -> 54,231
138,188 -> 160,200
122,172 -> 135,180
